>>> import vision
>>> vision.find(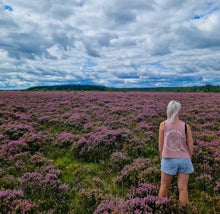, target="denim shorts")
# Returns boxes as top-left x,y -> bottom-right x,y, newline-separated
161,157 -> 194,175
